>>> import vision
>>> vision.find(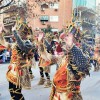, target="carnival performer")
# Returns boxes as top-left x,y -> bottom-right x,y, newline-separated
93,46 -> 100,71
49,27 -> 90,100
0,23 -> 35,100
53,32 -> 63,70
36,32 -> 52,88
28,58 -> 35,80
